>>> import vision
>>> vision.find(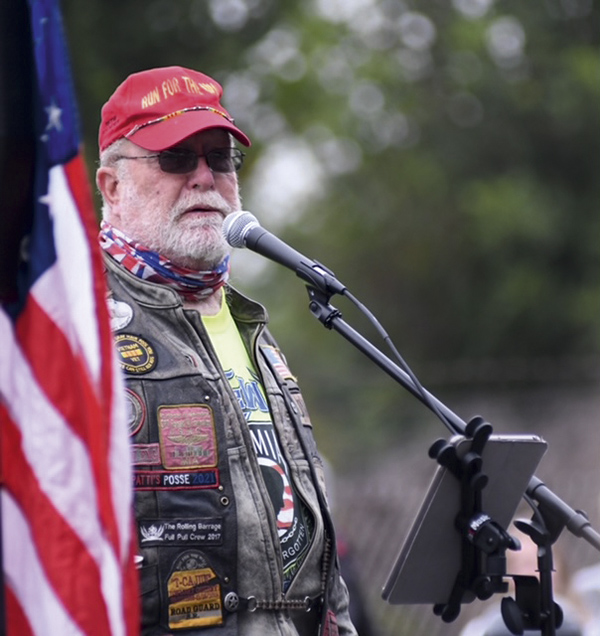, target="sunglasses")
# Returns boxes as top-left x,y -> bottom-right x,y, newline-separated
114,147 -> 245,174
